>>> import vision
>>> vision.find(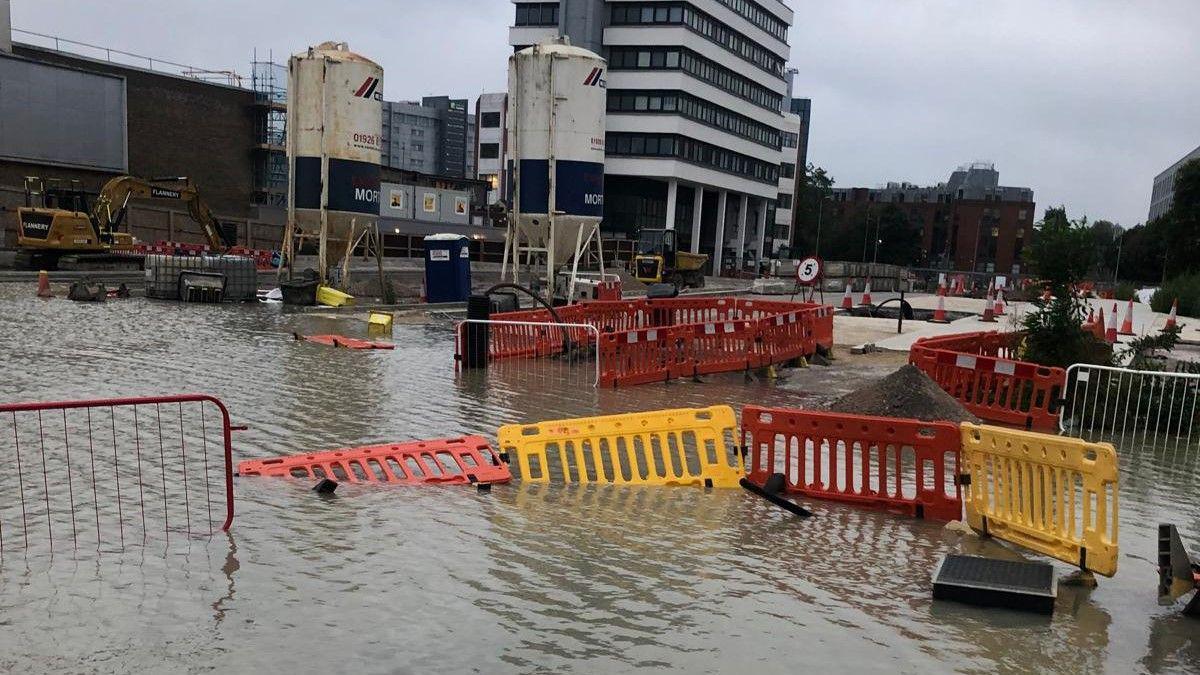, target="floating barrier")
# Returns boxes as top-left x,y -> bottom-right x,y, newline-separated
460,297 -> 834,388
237,436 -> 510,486
960,423 -> 1119,577
295,333 -> 394,350
909,331 -> 1064,431
0,394 -> 236,554
742,406 -> 962,521
497,406 -> 744,487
